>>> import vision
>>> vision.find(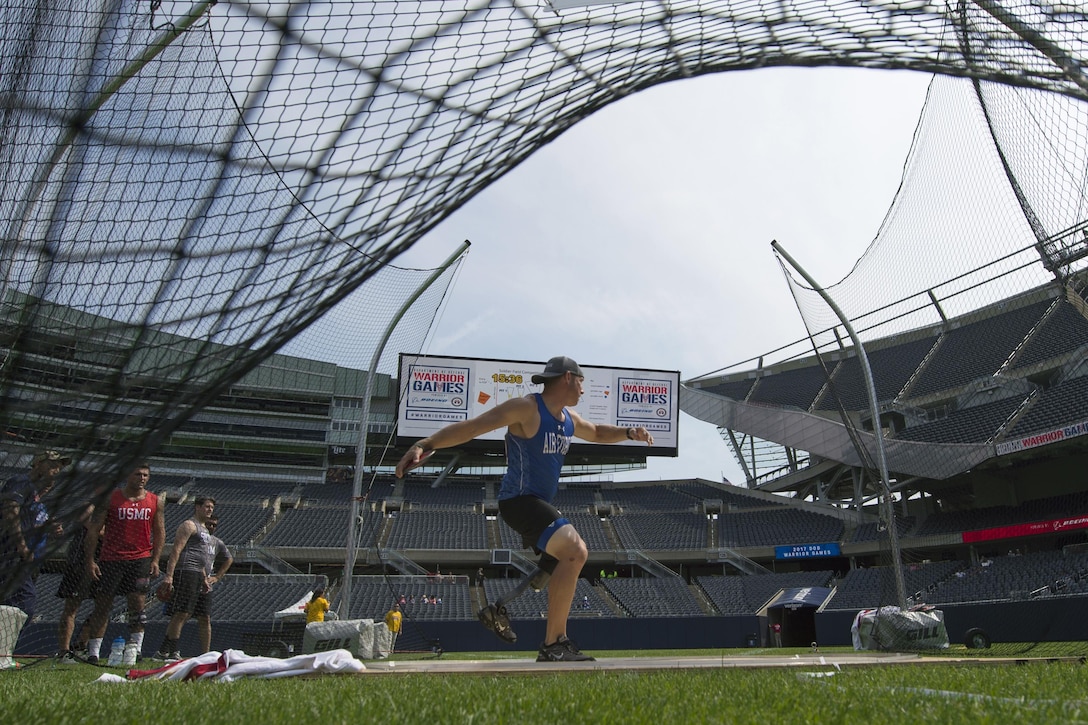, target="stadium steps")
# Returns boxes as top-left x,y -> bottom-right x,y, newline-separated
899,333 -> 945,401
690,582 -> 719,615
470,584 -> 487,613
248,507 -> 283,546
486,517 -> 502,549
601,518 -> 623,552
594,582 -> 630,617
376,516 -> 394,548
